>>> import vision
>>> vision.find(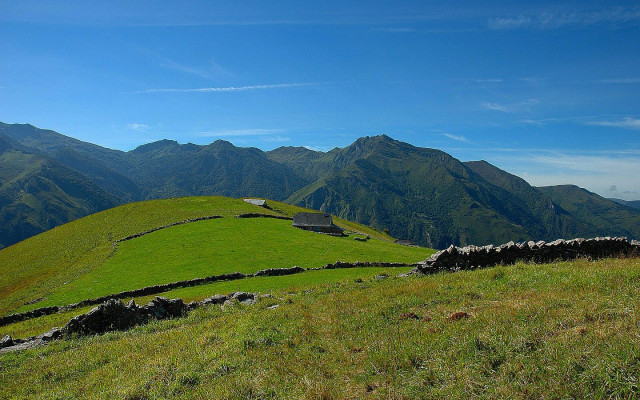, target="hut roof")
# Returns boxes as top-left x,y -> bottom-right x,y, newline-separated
292,212 -> 333,227
244,199 -> 267,207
